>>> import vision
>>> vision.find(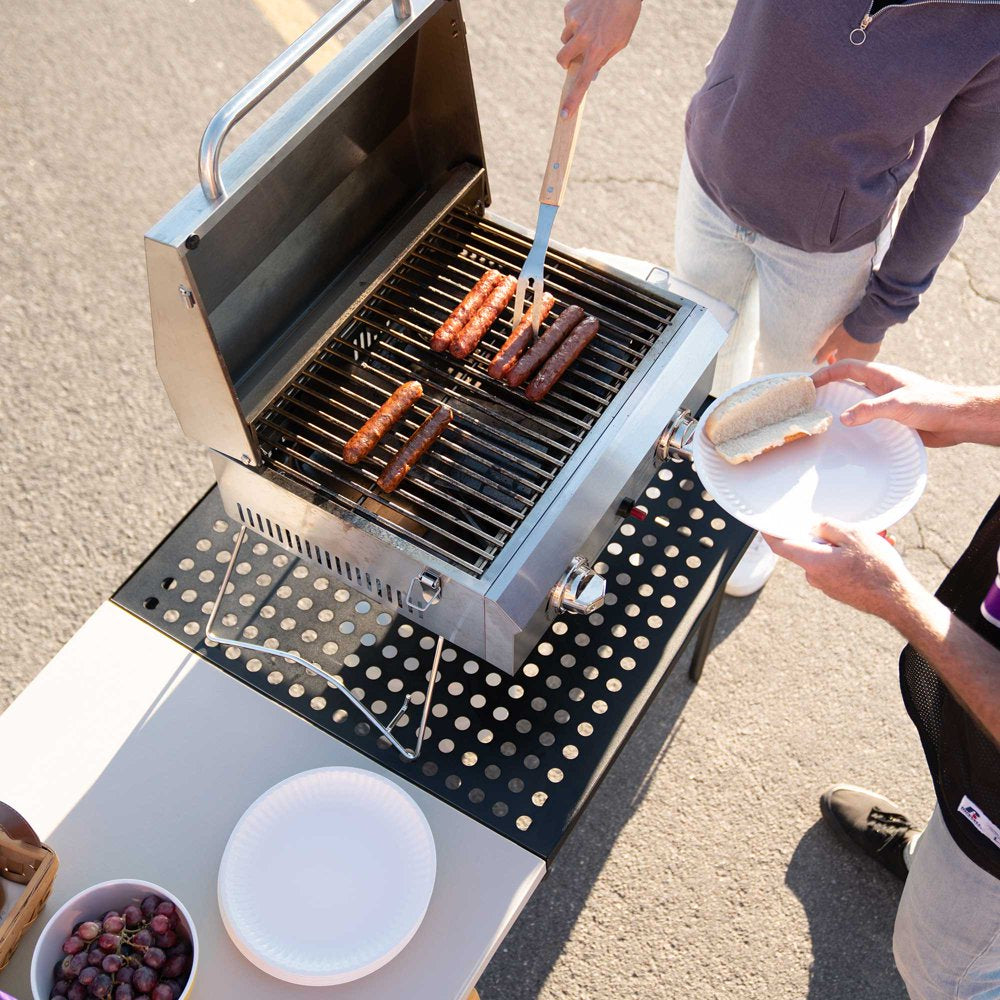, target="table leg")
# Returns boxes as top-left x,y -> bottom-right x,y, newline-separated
688,586 -> 724,684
